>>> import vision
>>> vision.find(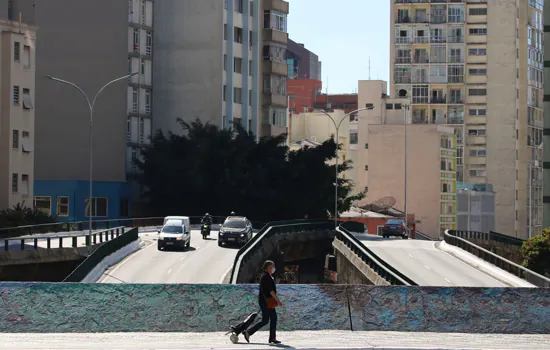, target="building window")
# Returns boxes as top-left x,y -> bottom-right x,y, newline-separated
12,130 -> 19,149
23,45 -> 30,67
140,0 -> 146,24
264,11 -> 287,32
448,65 -> 464,83
56,196 -> 69,217
14,41 -> 20,61
394,103 -> 402,110
145,31 -> 152,56
85,197 -> 108,217
249,60 -> 253,75
120,197 -> 130,217
234,27 -> 243,43
469,68 -> 486,76
34,196 -> 51,216
249,90 -> 252,106
12,173 -> 18,193
350,130 -> 358,145
21,174 -> 29,196
468,48 -> 486,56
13,86 -> 19,104
145,89 -> 151,115
233,87 -> 243,104
22,89 -> 33,109
469,8 -> 487,16
263,44 -> 286,63
224,24 -> 228,40
250,1 -> 254,16
133,28 -> 139,52
386,103 -> 393,110
132,87 -> 138,112
469,109 -> 486,116
263,75 -> 287,95
8,0 -> 13,20
235,0 -> 243,13
223,85 -> 227,101
469,28 -> 487,35
469,88 -> 487,96
21,131 -> 31,153
223,54 -> 227,71
234,57 -> 242,73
